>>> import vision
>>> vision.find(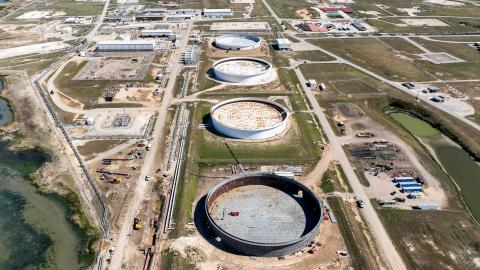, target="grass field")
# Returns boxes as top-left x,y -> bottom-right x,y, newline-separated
331,79 -> 381,95
264,0 -> 311,18
367,17 -> 480,34
77,140 -> 128,159
0,51 -> 67,75
378,209 -> 480,270
308,38 -> 434,82
410,37 -> 480,80
377,37 -> 424,54
192,102 -> 323,163
299,63 -> 395,96
328,197 -> 383,270
54,61 -> 117,105
22,0 -> 104,16
428,36 -> 480,42
293,50 -> 335,62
